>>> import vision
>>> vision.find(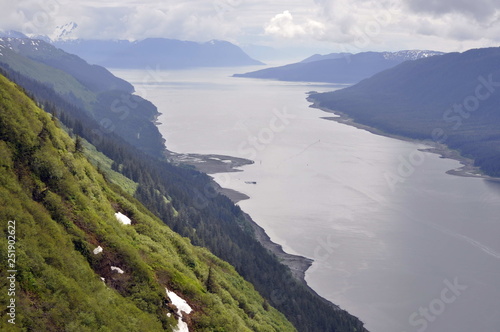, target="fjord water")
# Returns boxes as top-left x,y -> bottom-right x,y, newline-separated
113,68 -> 500,332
